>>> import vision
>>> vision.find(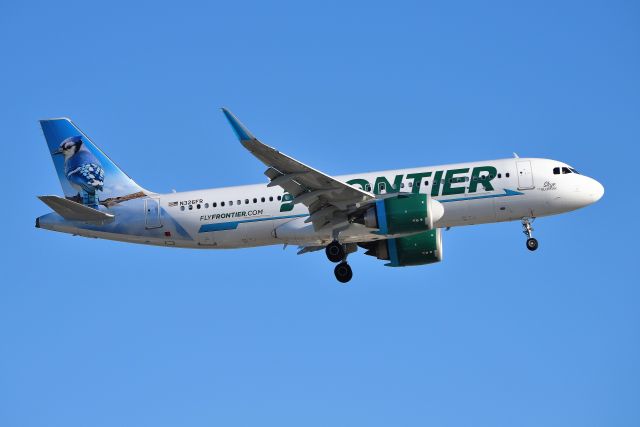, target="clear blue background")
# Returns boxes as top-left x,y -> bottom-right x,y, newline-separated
1,1 -> 638,426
